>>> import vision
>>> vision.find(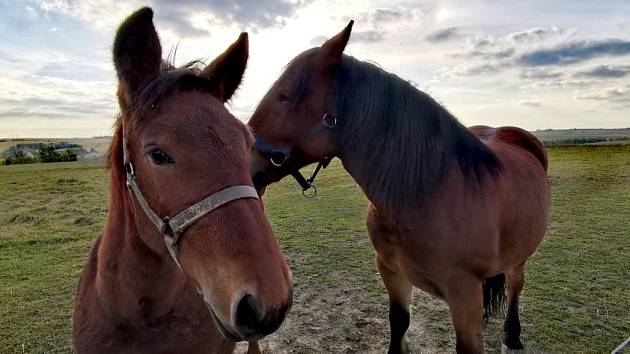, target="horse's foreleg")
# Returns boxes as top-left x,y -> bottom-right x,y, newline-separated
377,256 -> 412,354
504,263 -> 525,350
447,275 -> 484,354
247,341 -> 262,354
